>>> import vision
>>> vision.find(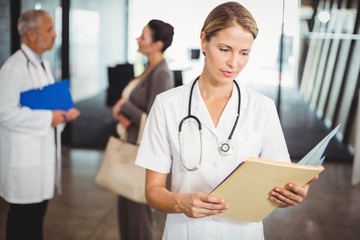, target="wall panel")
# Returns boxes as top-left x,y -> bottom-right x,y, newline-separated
299,0 -> 360,151
310,4 -> 339,110
324,8 -> 357,130
300,0 -> 329,102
